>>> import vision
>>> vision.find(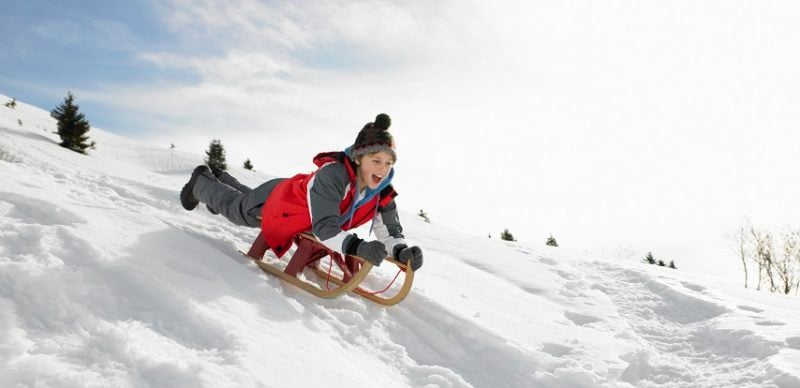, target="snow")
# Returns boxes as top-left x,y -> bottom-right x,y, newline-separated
1,93 -> 799,388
